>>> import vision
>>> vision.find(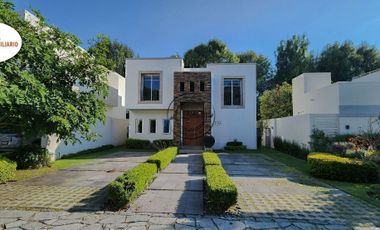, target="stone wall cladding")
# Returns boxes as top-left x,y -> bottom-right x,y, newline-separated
173,72 -> 212,146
